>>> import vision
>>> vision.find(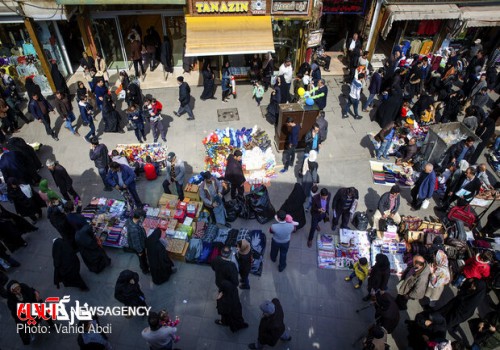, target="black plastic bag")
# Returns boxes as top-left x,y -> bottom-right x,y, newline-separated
247,185 -> 275,224
239,195 -> 254,220
224,199 -> 242,222
352,211 -> 369,230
